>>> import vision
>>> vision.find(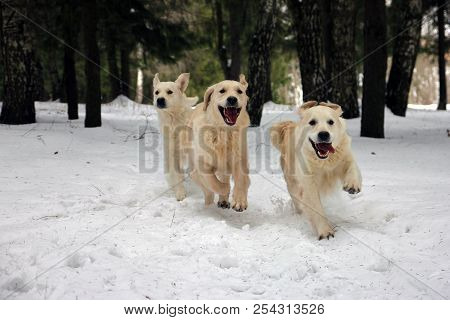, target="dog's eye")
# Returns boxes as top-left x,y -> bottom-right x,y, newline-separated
167,90 -> 173,95
237,89 -> 243,94
328,119 -> 334,125
309,119 -> 317,126
155,90 -> 159,95
219,89 -> 226,94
